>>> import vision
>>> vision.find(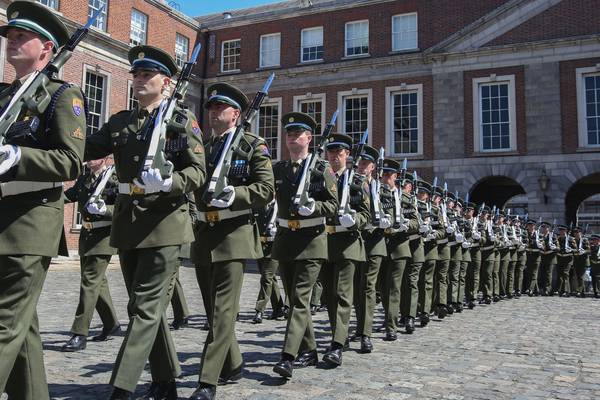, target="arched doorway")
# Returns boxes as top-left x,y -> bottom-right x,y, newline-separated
470,176 -> 526,209
566,173 -> 600,231
505,194 -> 528,217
